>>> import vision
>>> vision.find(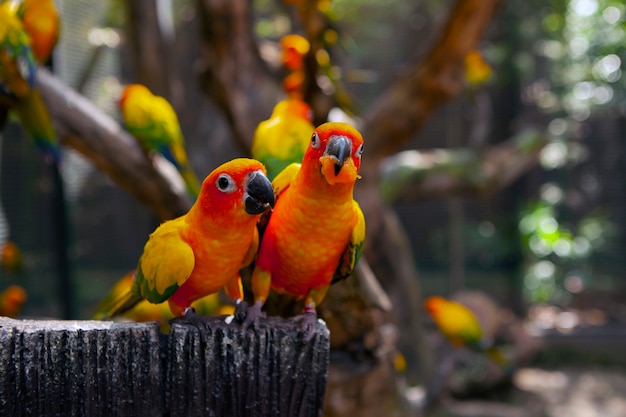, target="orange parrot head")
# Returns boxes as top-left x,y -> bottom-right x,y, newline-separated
272,98 -> 313,122
119,84 -> 149,109
280,34 -> 310,71
304,122 -> 364,186
424,295 -> 446,316
195,158 -> 275,222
